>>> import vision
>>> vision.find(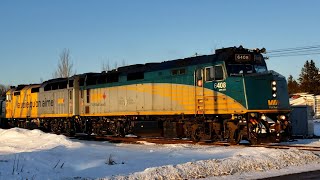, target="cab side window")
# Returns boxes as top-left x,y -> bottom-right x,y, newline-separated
205,67 -> 214,81
215,66 -> 224,80
6,94 -> 12,102
205,65 -> 224,81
